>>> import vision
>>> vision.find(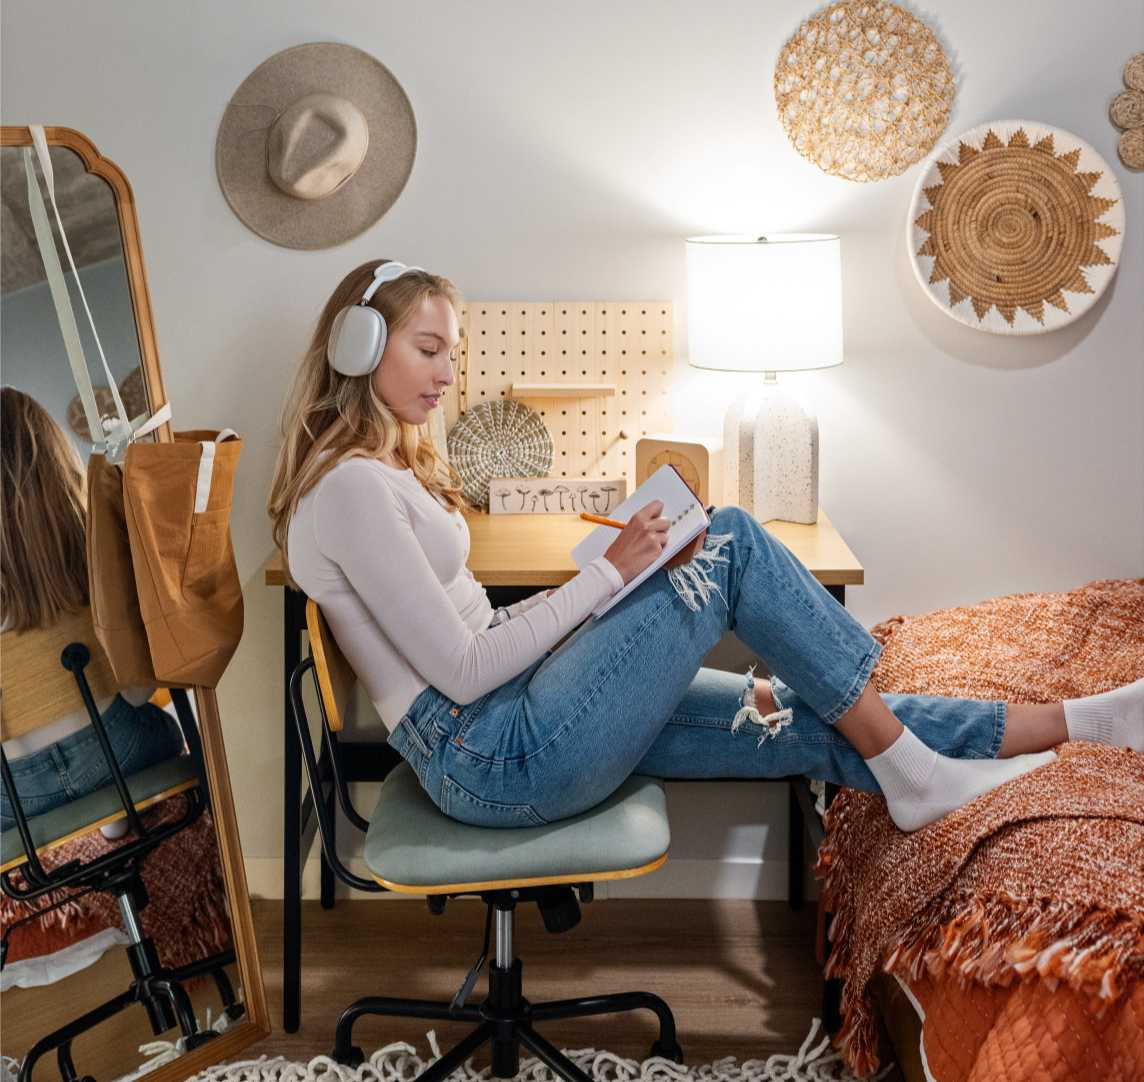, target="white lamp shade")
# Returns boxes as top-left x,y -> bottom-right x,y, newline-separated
686,234 -> 843,373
